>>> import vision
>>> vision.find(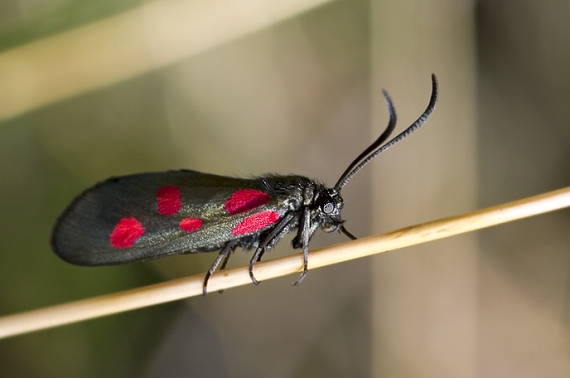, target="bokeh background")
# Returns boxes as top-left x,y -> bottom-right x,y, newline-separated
0,0 -> 568,377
